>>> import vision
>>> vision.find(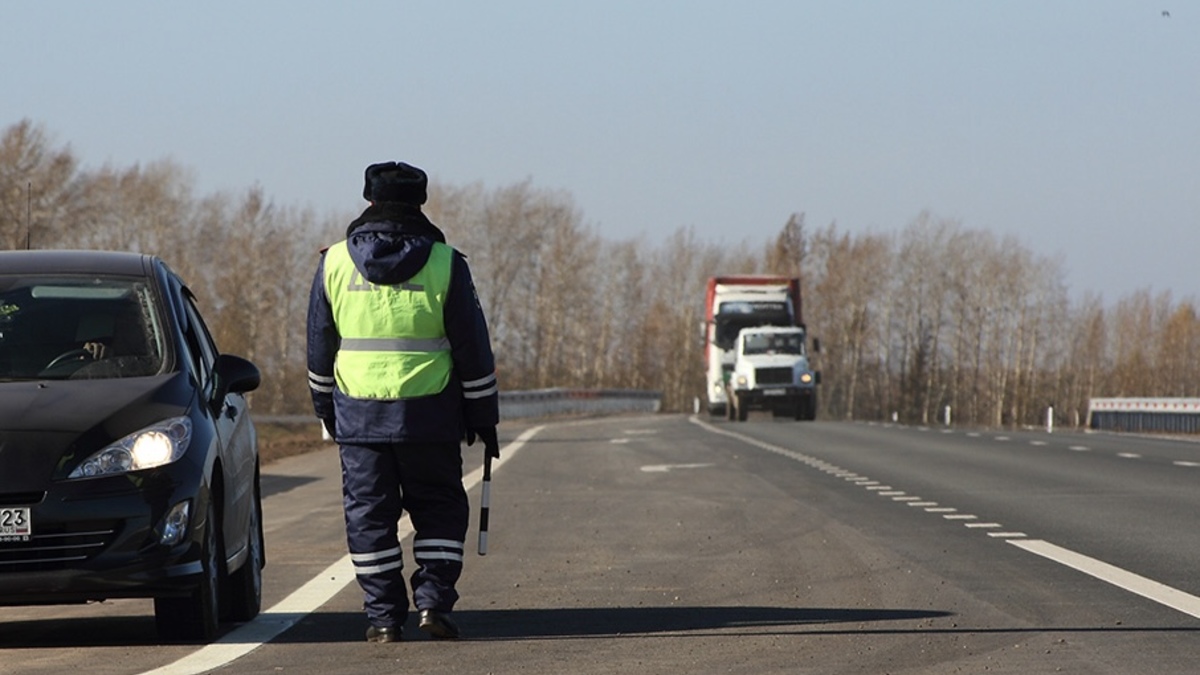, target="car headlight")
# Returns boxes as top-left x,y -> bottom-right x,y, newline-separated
68,417 -> 193,479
